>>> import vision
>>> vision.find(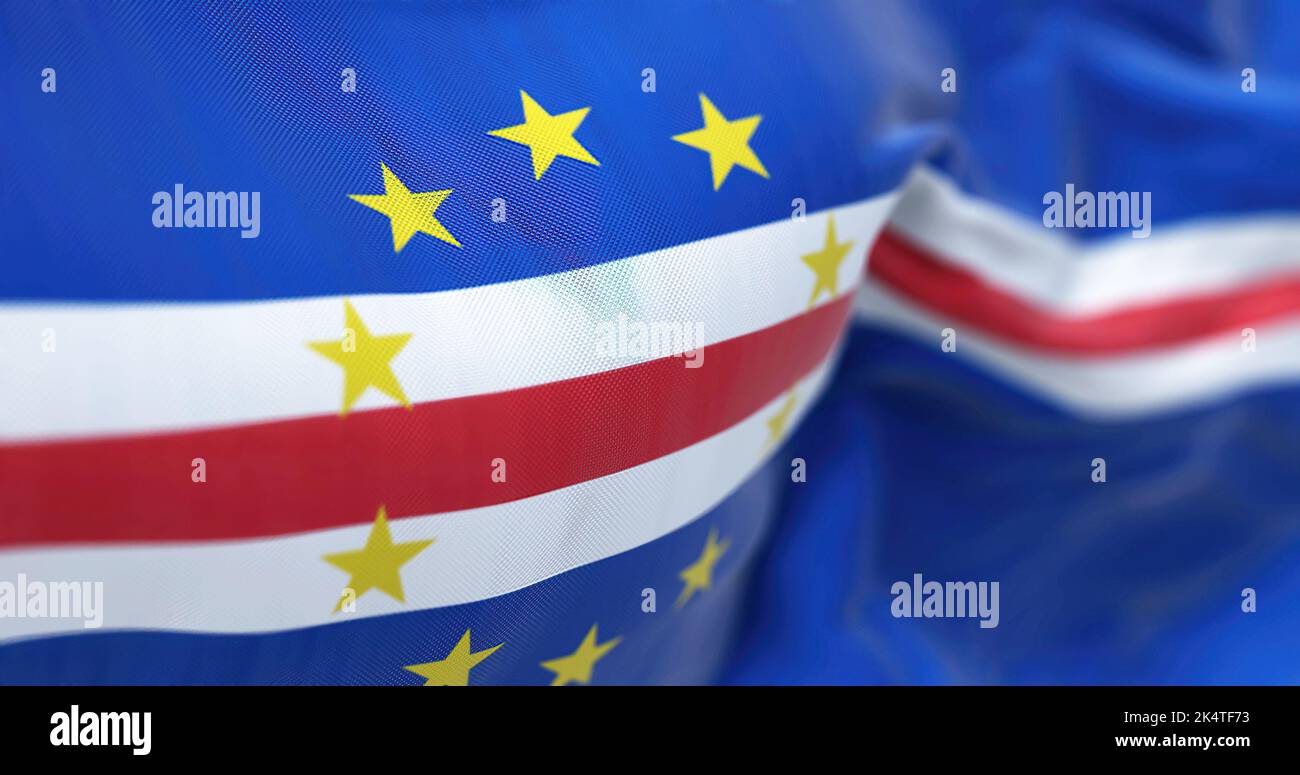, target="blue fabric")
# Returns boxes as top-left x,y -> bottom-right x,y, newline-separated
918,0 -> 1300,230
3,0 -> 1299,684
1,1 -> 923,301
726,324 -> 1300,684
